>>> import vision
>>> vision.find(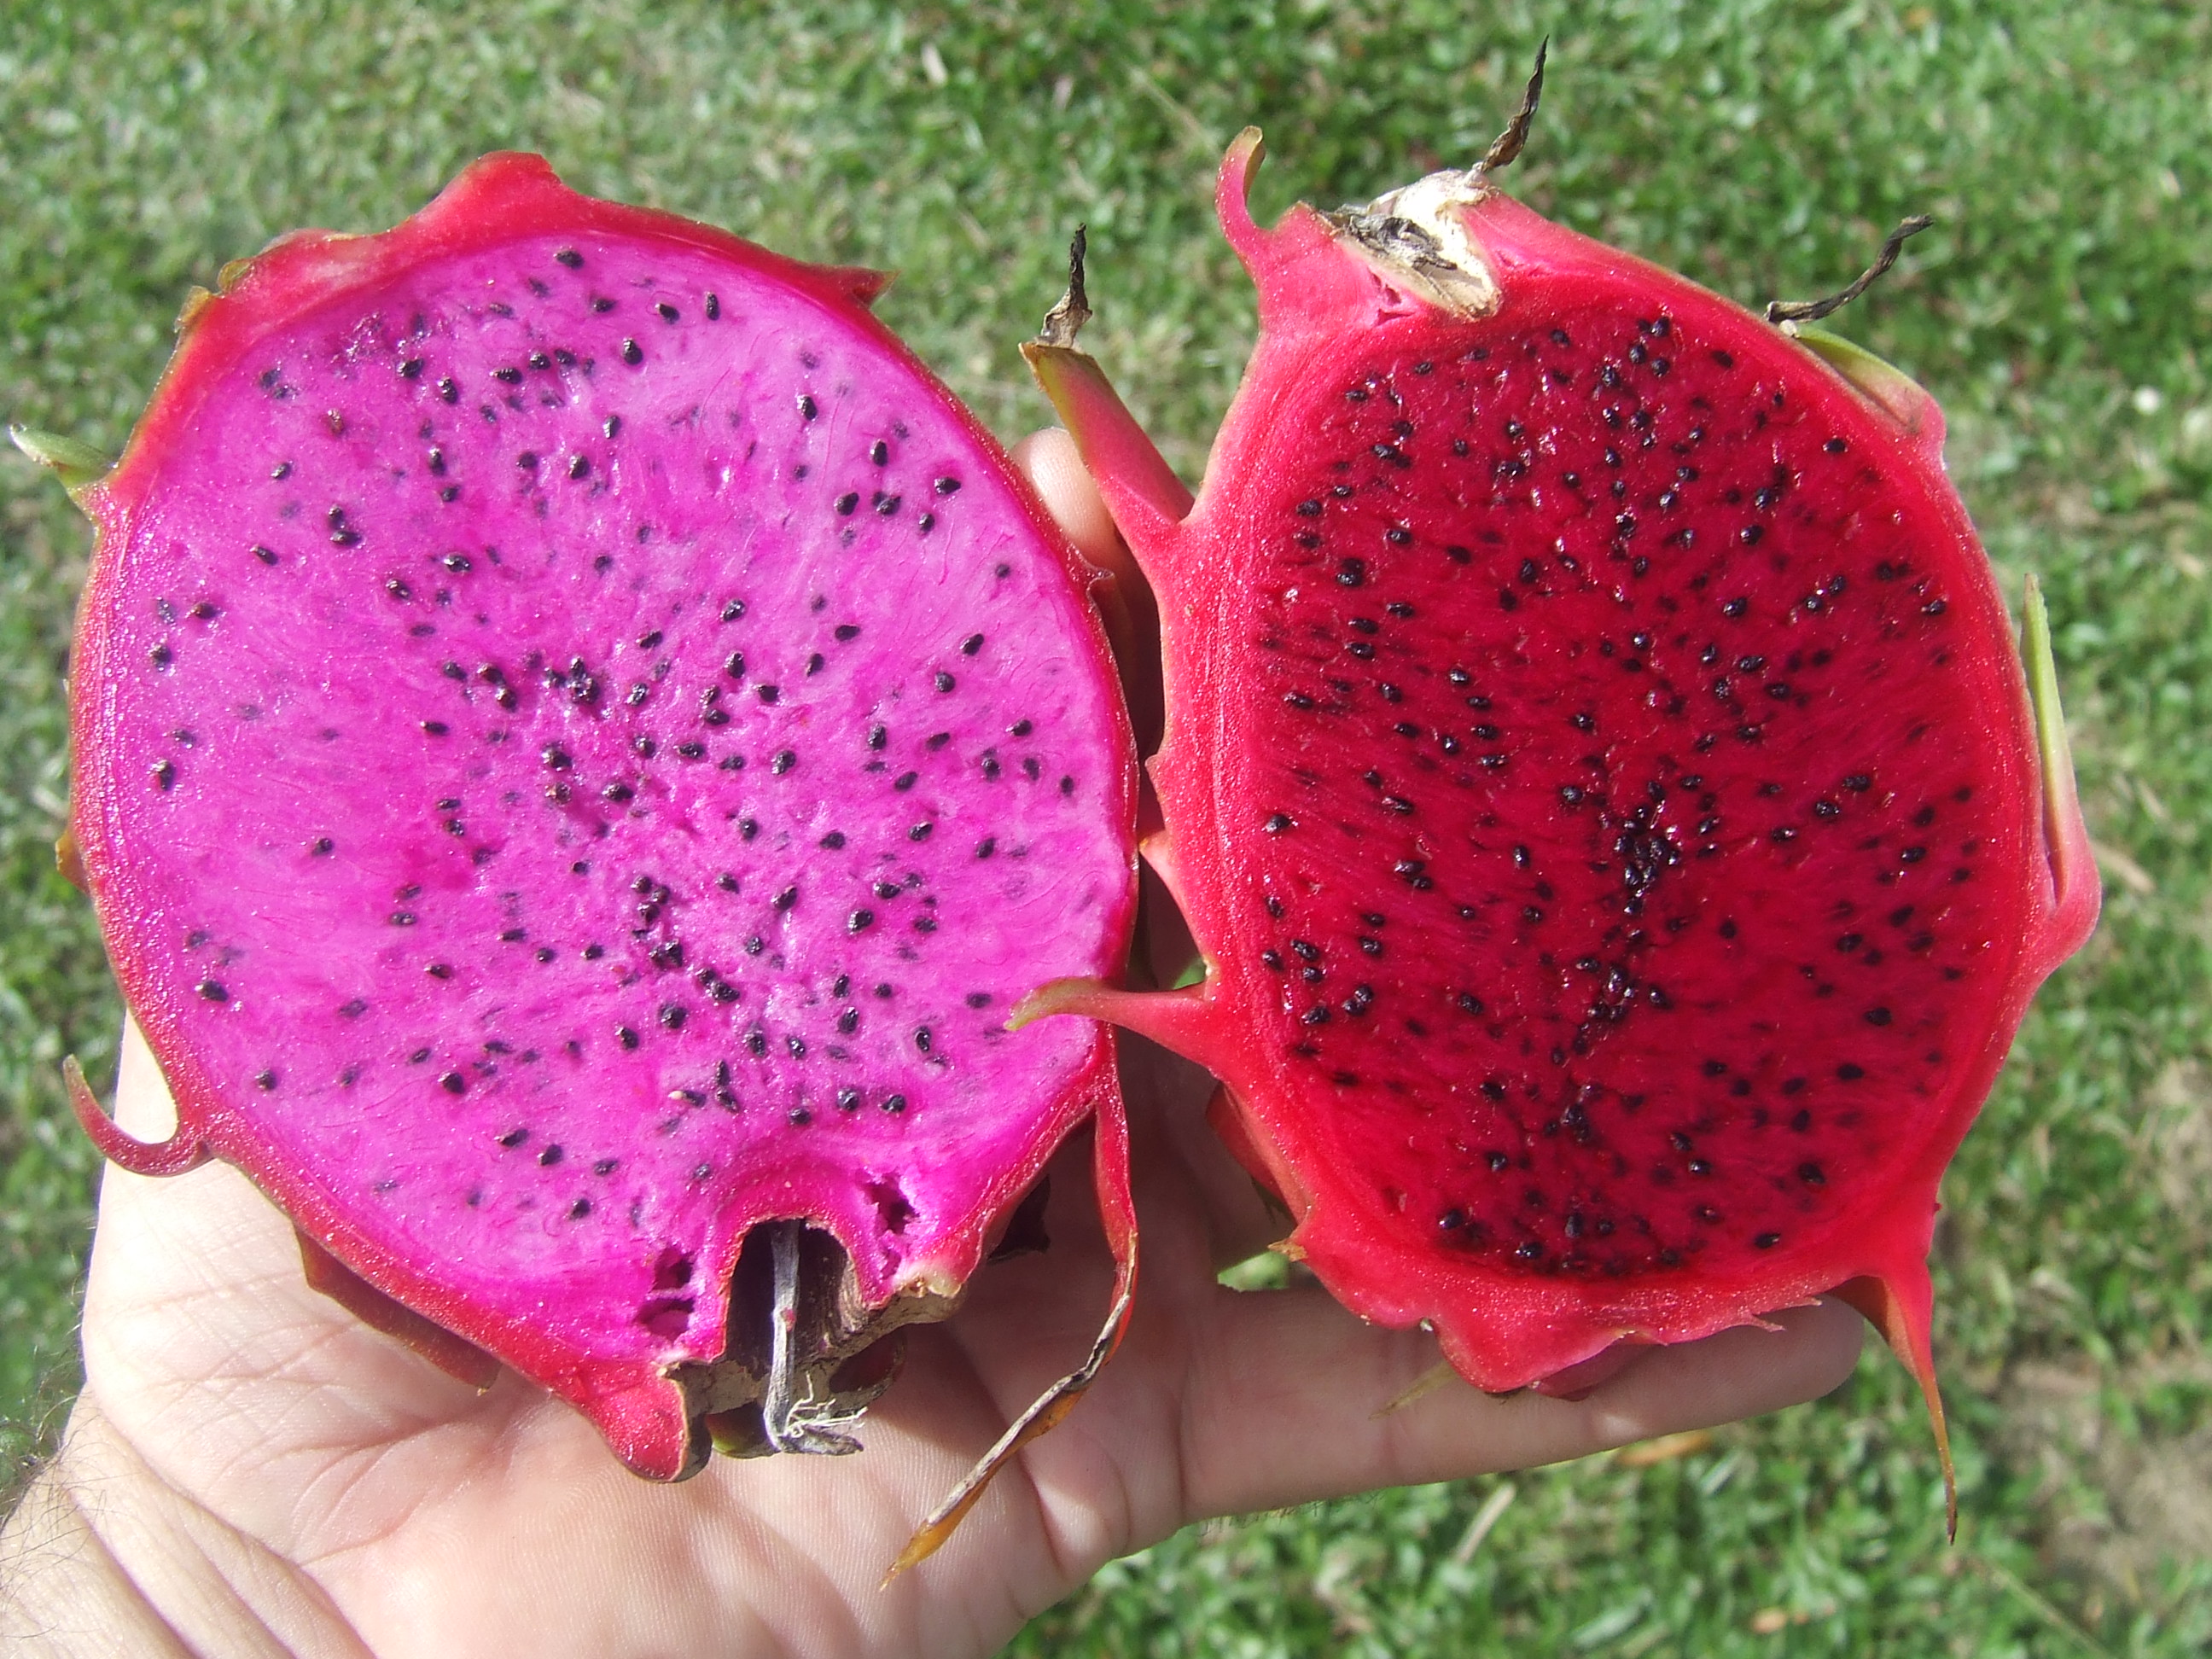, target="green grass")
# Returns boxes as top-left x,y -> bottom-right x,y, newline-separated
3,2 -> 2208,1650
